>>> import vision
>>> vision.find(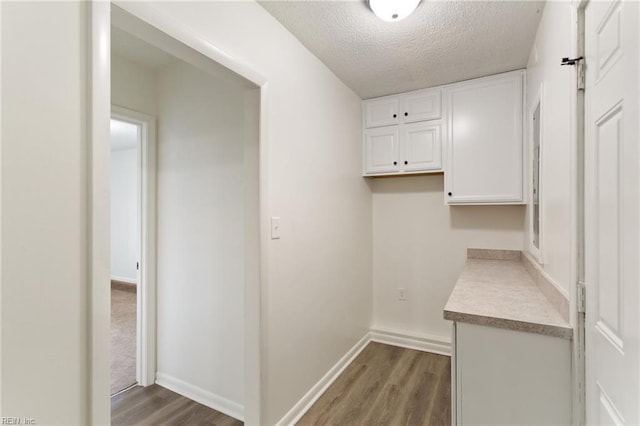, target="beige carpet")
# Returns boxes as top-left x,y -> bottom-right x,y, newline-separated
111,288 -> 137,395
